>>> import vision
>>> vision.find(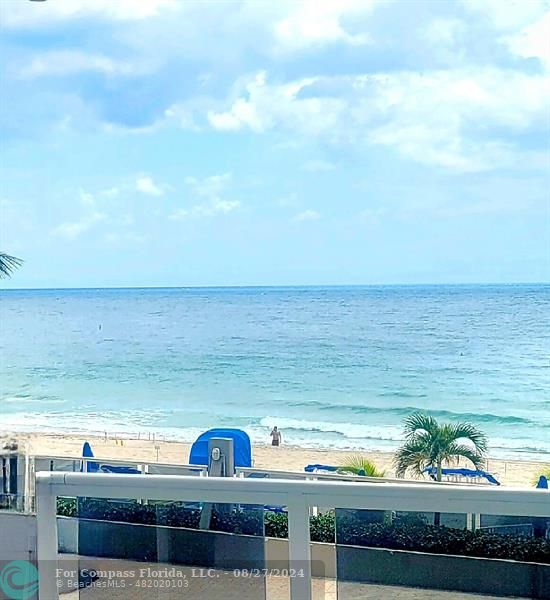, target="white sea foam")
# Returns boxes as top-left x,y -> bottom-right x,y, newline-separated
258,416 -> 403,442
1,411 -> 549,460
